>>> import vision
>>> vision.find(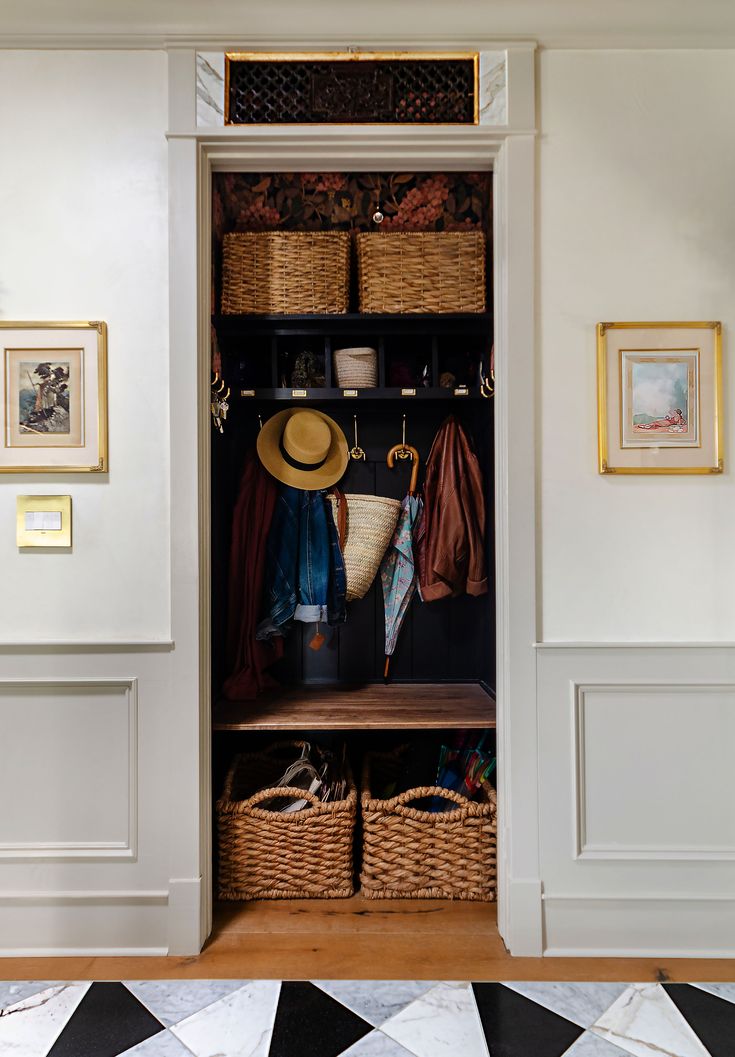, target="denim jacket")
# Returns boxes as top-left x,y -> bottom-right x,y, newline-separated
256,486 -> 346,641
